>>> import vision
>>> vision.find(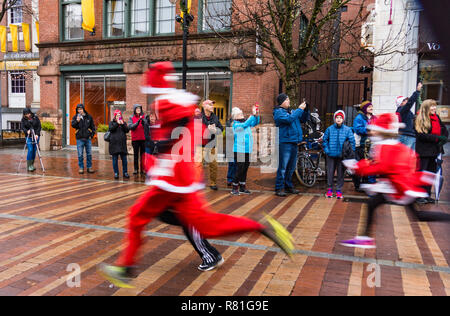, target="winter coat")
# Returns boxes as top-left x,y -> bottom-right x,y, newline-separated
142,116 -> 161,154
128,105 -> 146,141
415,114 -> 448,158
353,112 -> 369,147
21,114 -> 41,137
108,120 -> 129,155
71,107 -> 96,140
233,115 -> 260,153
273,106 -> 310,144
202,111 -> 224,147
323,123 -> 355,158
396,90 -> 420,137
